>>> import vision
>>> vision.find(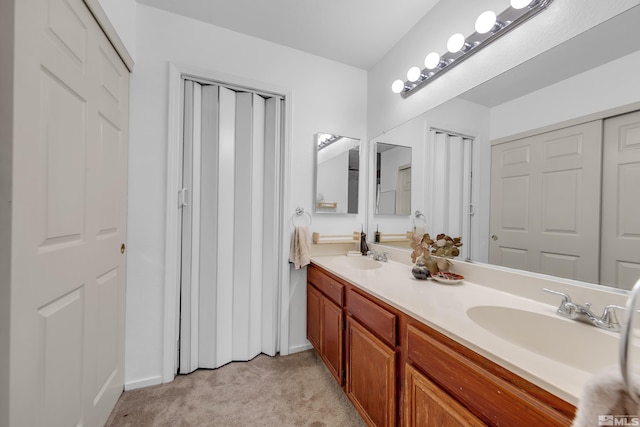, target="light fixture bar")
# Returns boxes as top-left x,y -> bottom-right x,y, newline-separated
395,0 -> 553,98
317,133 -> 340,150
